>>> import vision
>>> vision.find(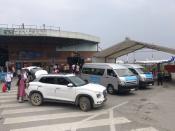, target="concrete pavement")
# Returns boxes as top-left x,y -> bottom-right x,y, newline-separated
0,76 -> 175,131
